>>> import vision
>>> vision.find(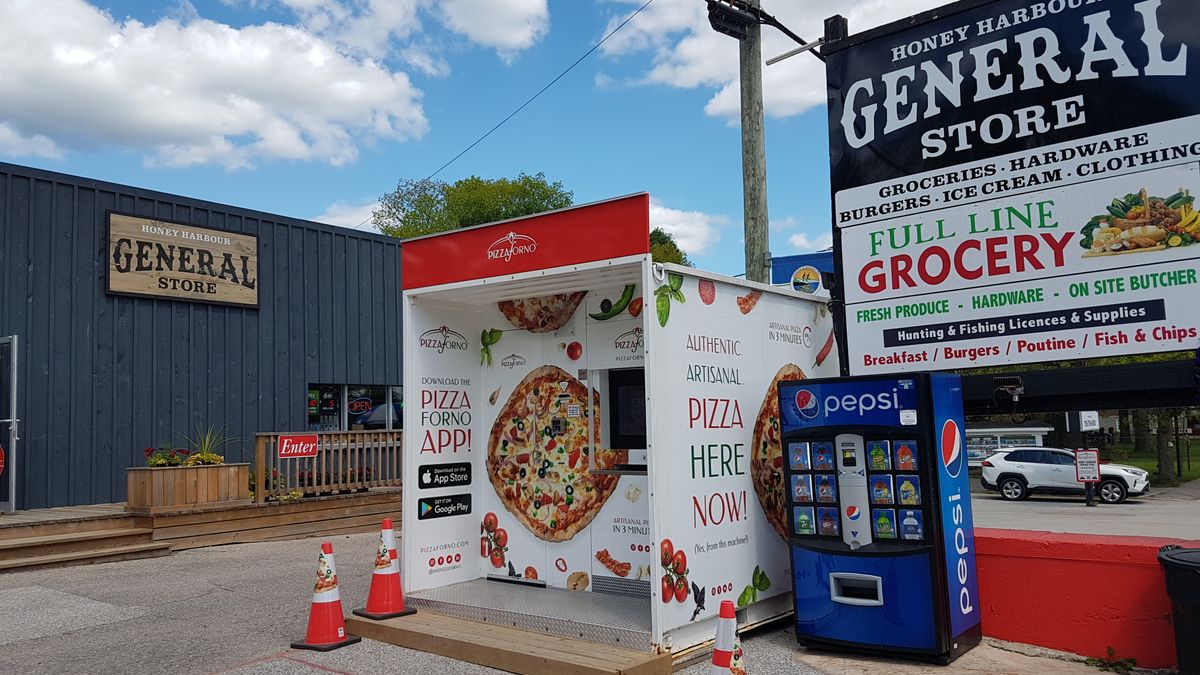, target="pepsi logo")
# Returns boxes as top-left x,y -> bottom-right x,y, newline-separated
794,389 -> 819,419
846,505 -> 861,521
941,419 -> 963,478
